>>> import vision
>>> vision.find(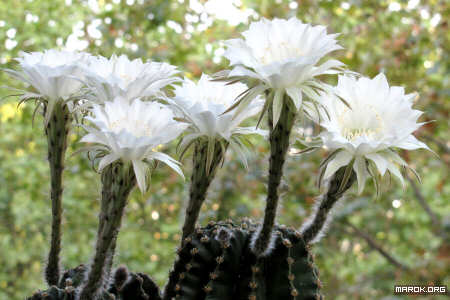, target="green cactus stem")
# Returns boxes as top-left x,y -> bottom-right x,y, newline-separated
44,101 -> 72,286
301,167 -> 357,244
252,93 -> 297,256
163,220 -> 322,300
79,162 -> 136,300
104,234 -> 118,279
180,139 -> 227,244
